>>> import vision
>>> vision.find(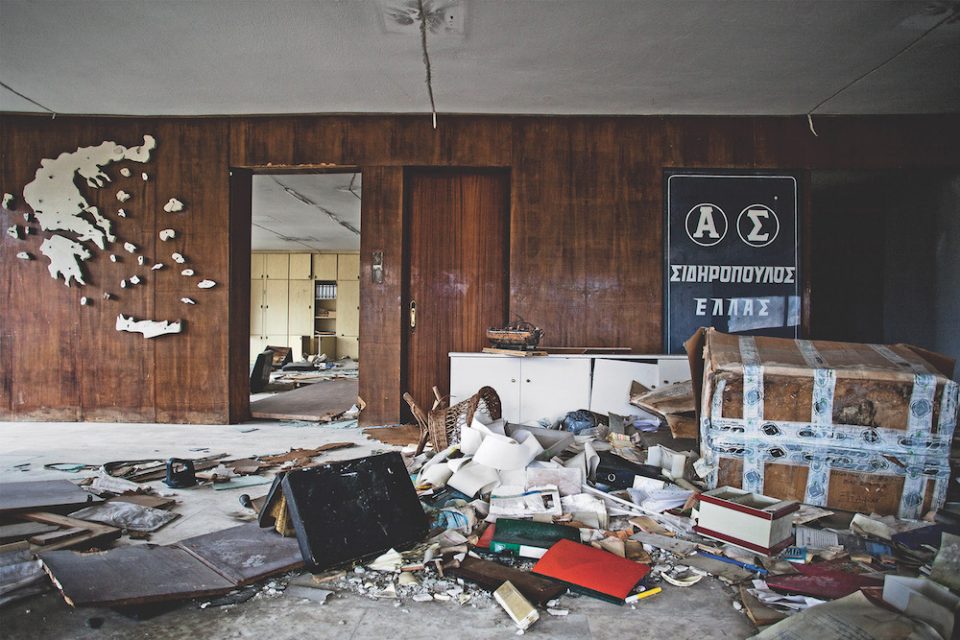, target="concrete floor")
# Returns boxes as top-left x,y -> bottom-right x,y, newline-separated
0,421 -> 757,640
